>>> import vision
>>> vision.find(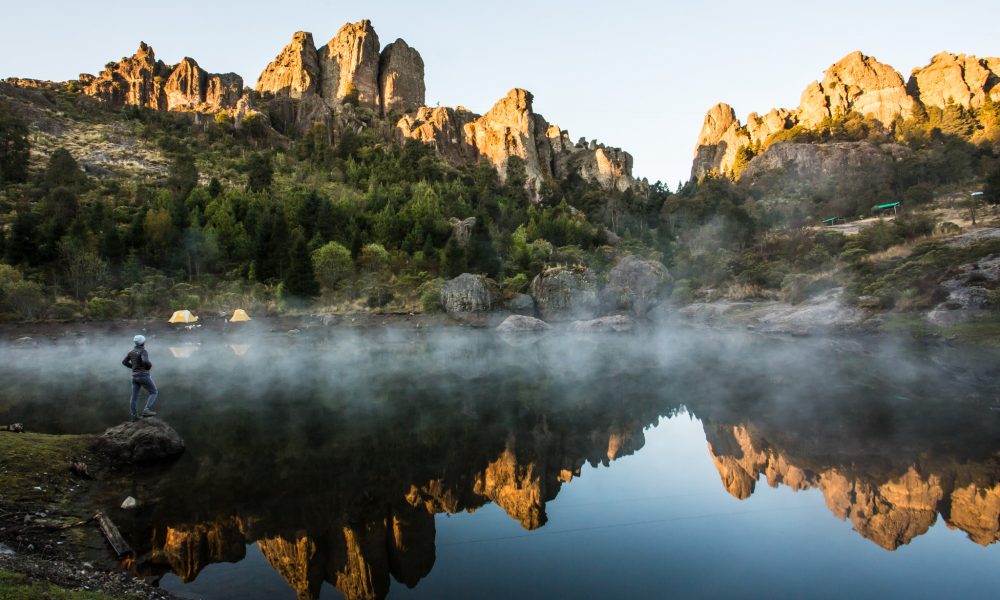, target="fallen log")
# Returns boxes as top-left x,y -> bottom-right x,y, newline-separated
52,513 -> 98,531
95,511 -> 131,557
